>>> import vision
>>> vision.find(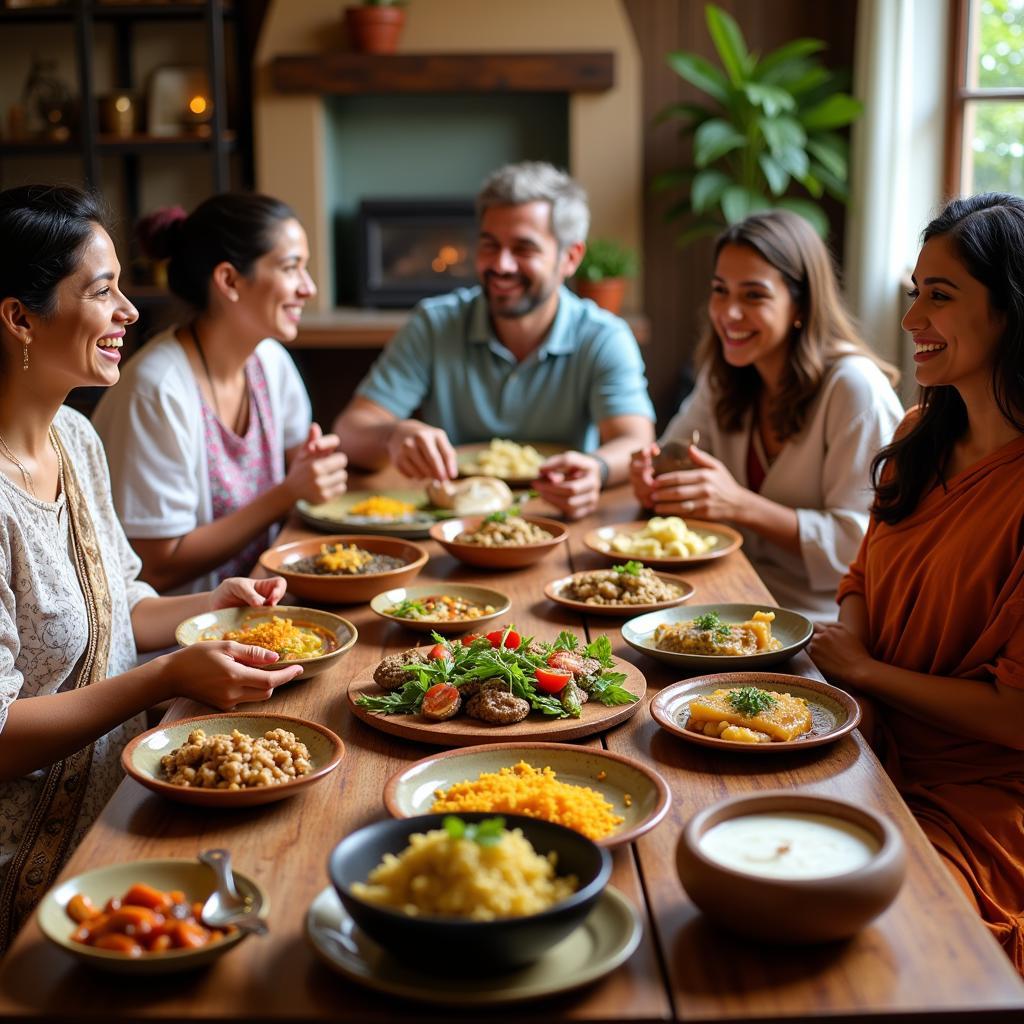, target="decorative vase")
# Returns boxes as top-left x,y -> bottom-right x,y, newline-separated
576,277 -> 626,315
345,5 -> 406,55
